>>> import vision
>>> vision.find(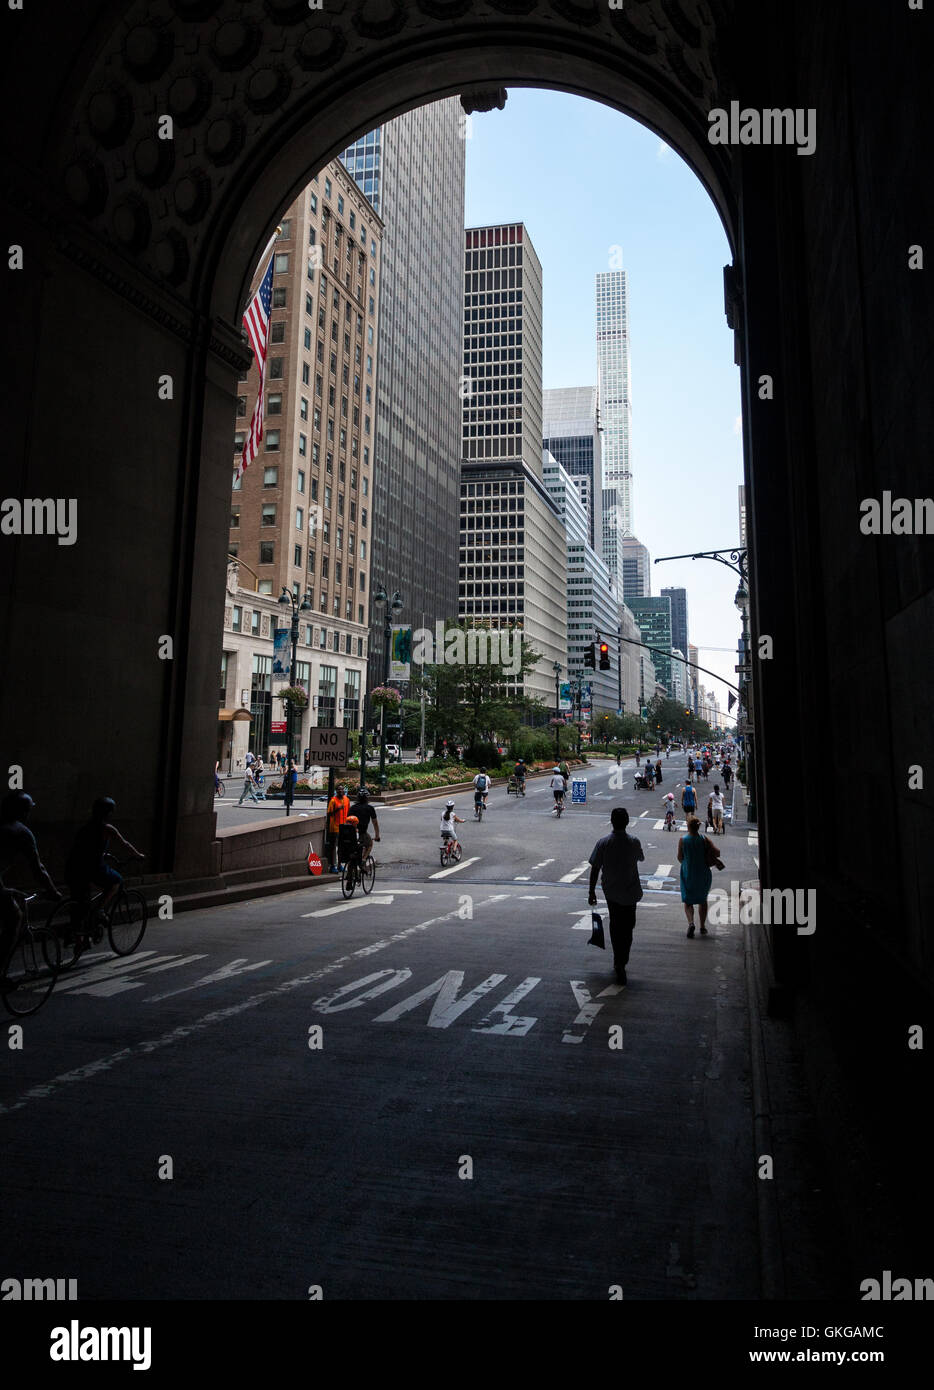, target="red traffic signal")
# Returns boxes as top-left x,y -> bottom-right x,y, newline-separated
598,641 -> 611,670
